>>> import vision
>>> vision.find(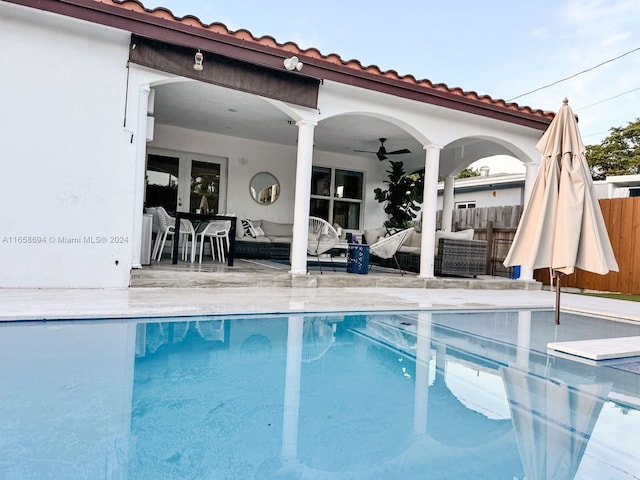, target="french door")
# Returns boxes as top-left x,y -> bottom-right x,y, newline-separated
145,149 -> 227,214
